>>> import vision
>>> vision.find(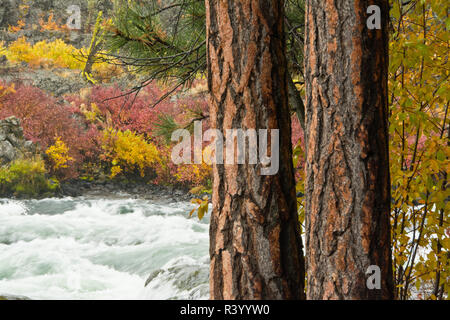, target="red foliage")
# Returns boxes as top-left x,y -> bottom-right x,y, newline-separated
291,115 -> 304,147
0,82 -> 101,178
0,80 -> 303,186
66,83 -> 206,137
